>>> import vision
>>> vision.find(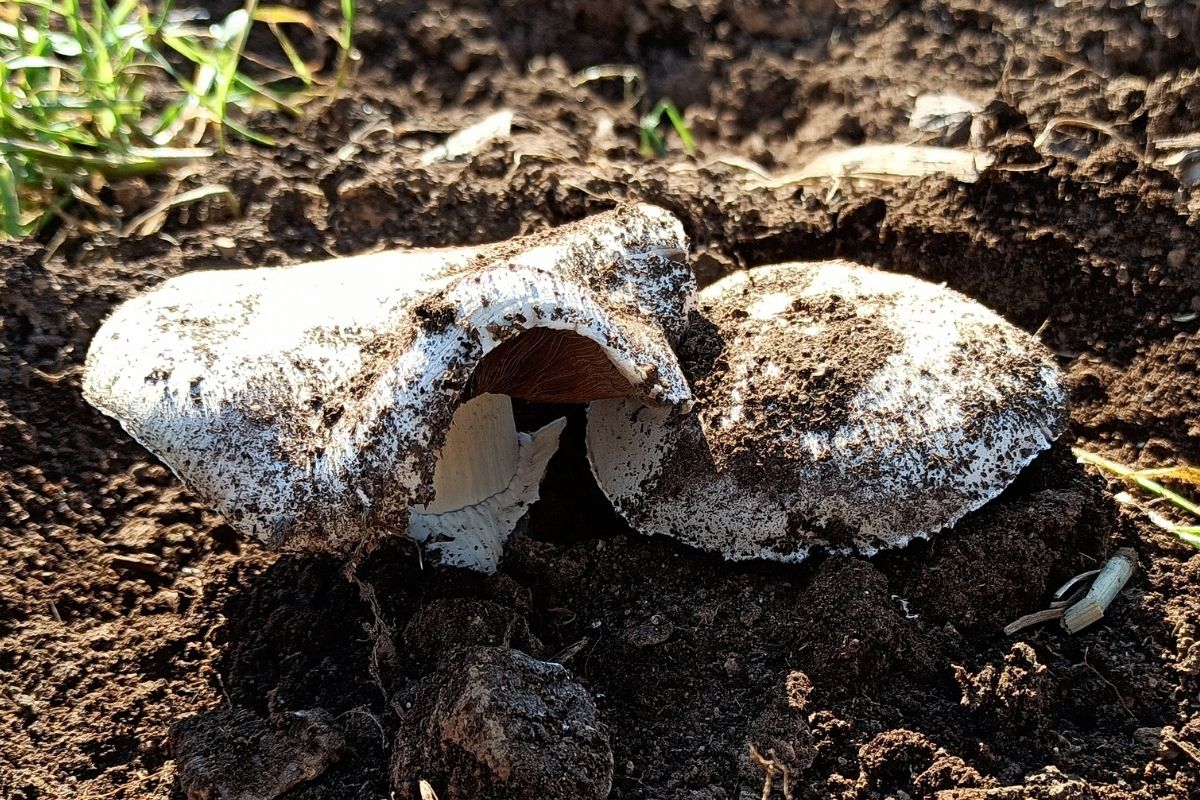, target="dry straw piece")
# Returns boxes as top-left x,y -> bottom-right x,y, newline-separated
84,204 -> 694,571
419,109 -> 515,165
587,261 -> 1068,562
1060,548 -> 1137,634
752,143 -> 995,189
1004,549 -> 1138,636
